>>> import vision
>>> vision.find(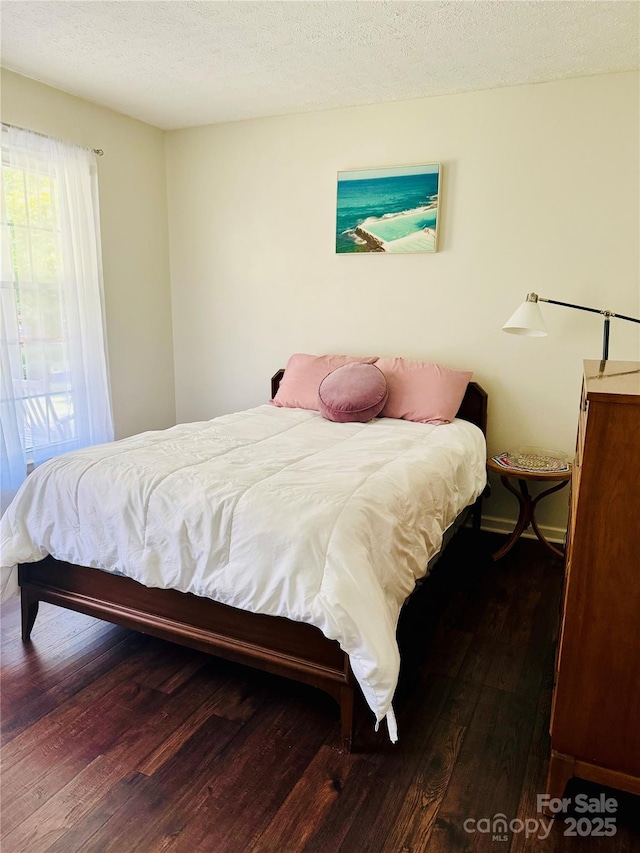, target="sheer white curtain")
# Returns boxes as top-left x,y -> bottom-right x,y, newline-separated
1,126 -> 113,512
